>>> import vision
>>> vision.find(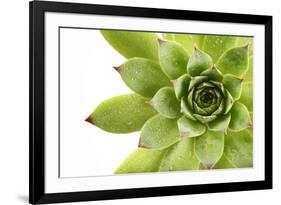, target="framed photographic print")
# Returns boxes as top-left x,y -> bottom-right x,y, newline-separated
29,1 -> 272,204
